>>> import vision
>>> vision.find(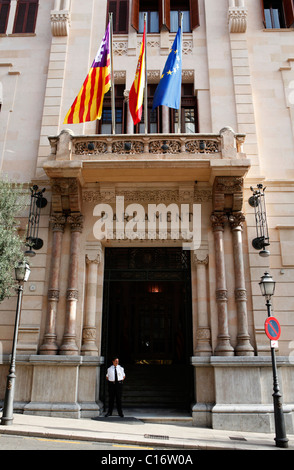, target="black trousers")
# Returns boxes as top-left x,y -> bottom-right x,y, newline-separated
108,381 -> 123,415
